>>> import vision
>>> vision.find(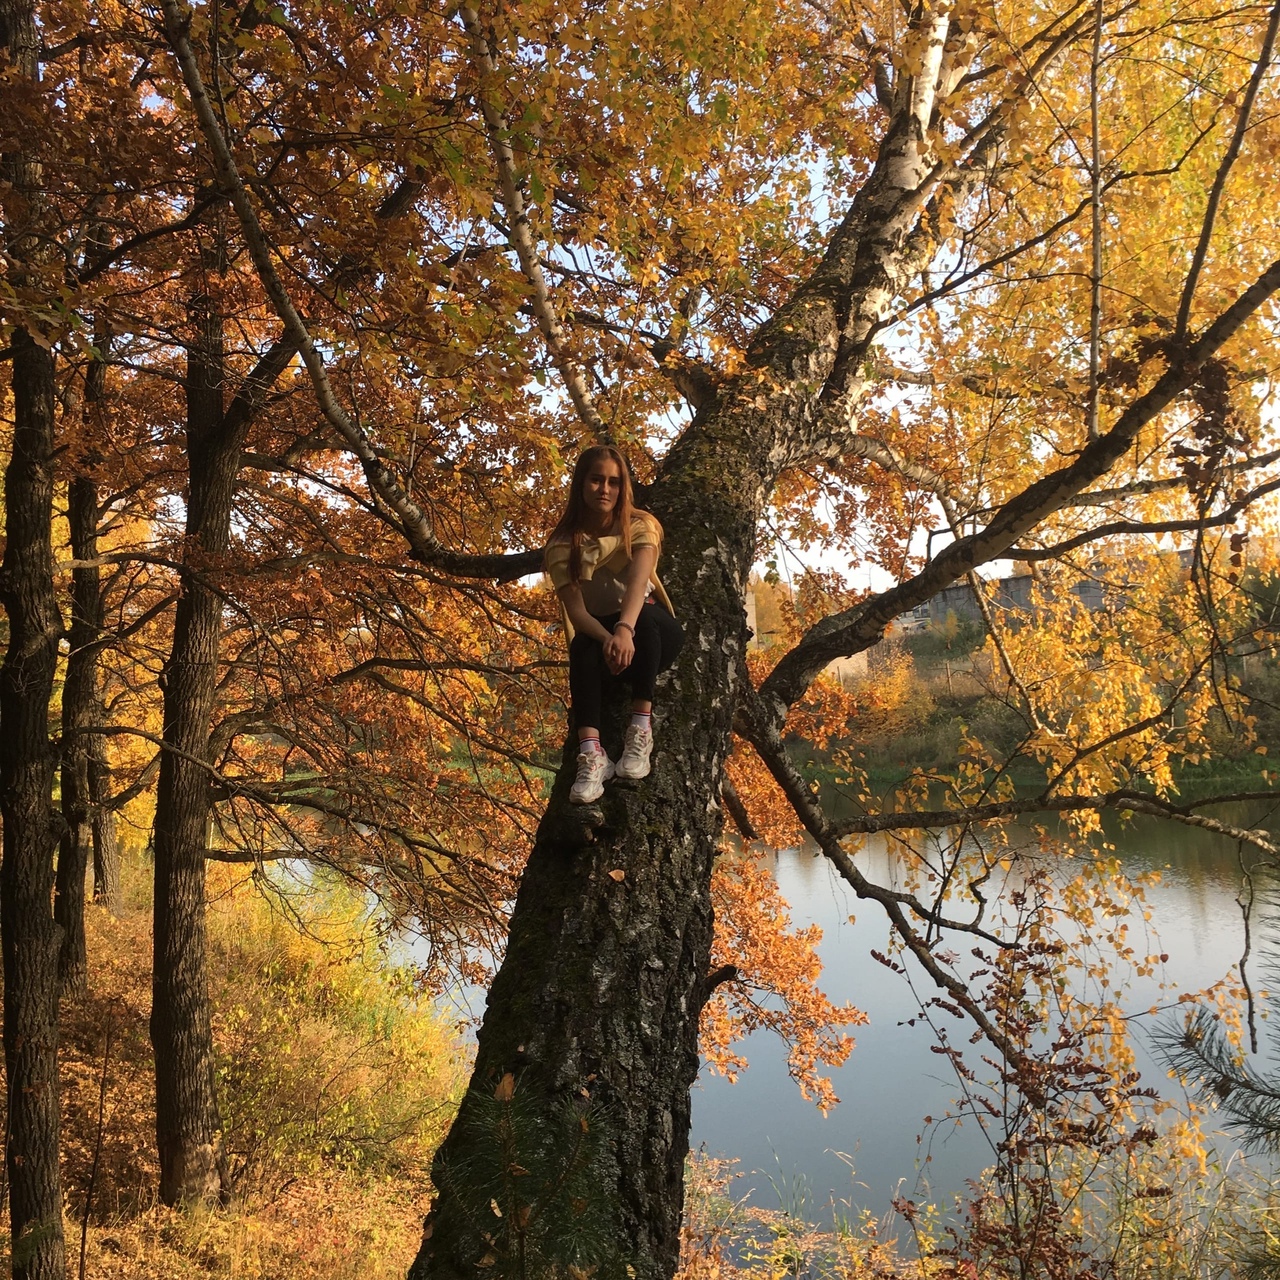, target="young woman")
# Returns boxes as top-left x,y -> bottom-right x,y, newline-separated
545,445 -> 684,804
